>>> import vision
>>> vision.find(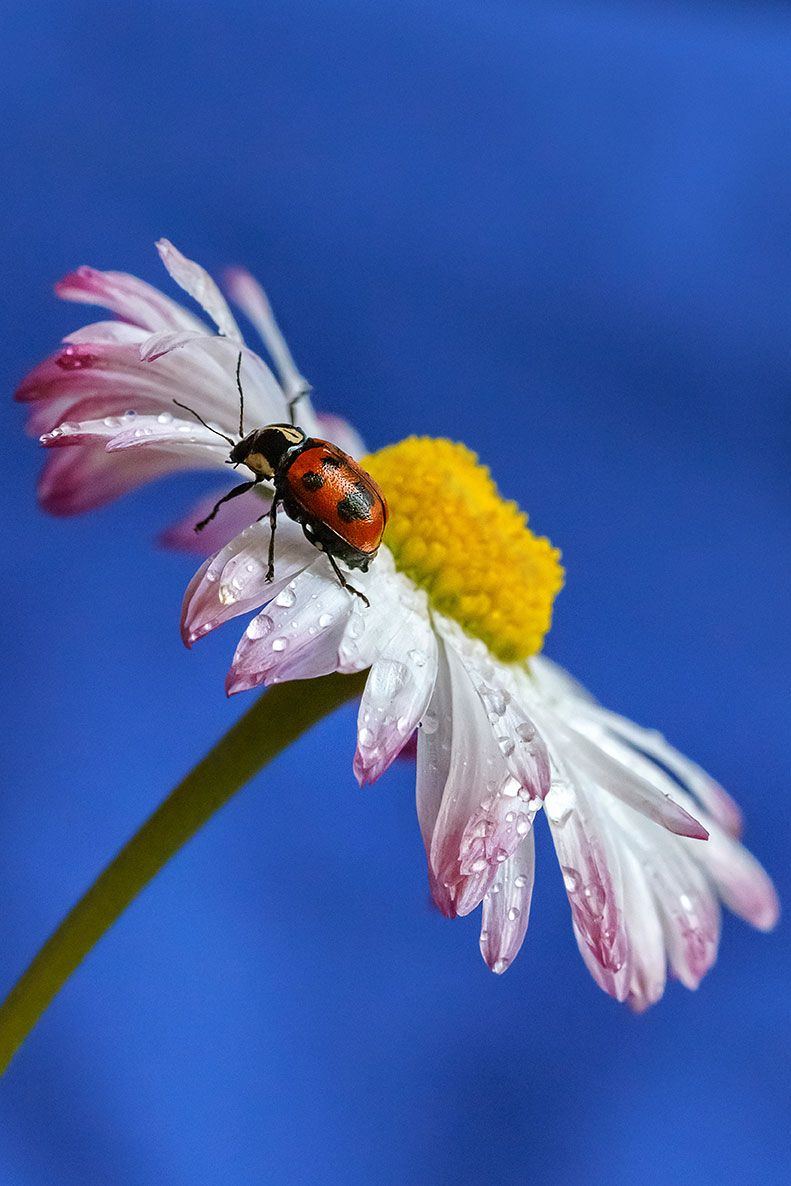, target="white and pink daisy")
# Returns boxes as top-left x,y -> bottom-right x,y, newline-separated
19,242 -> 779,1011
